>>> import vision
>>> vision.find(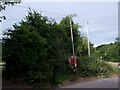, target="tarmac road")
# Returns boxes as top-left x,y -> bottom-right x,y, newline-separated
60,77 -> 119,88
